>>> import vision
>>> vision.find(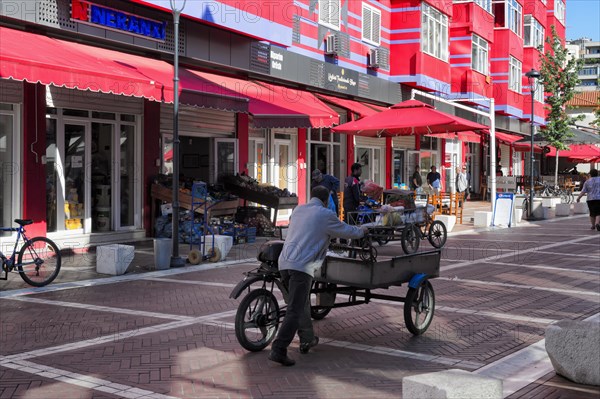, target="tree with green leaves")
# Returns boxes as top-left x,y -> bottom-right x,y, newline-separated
537,26 -> 583,184
591,81 -> 600,128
